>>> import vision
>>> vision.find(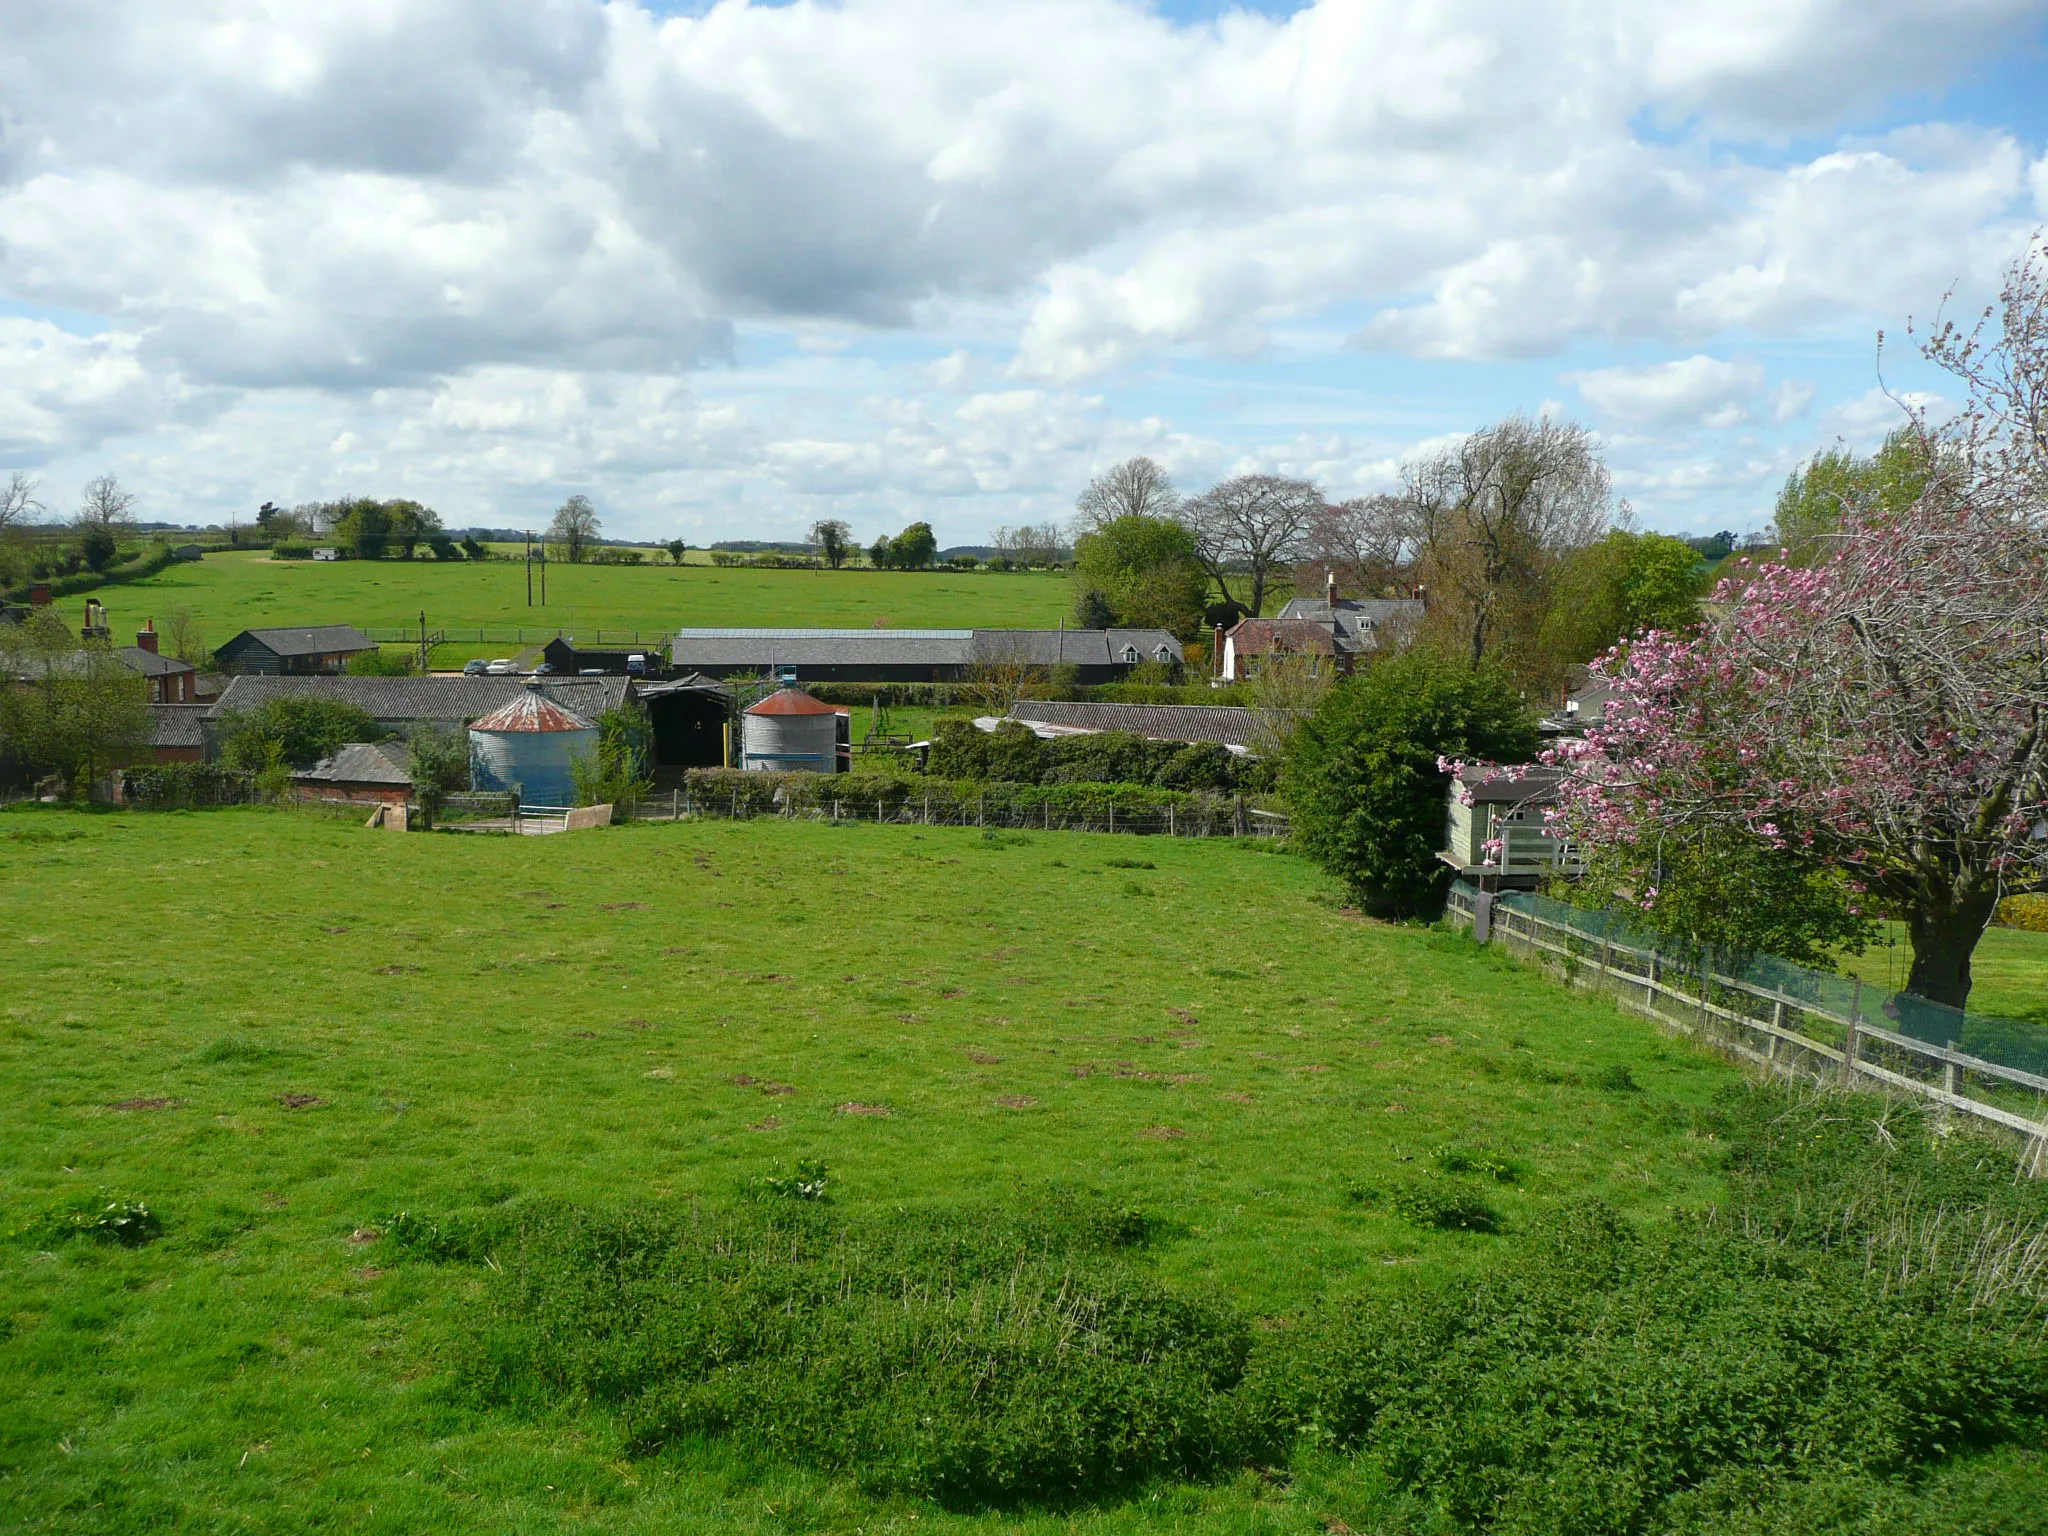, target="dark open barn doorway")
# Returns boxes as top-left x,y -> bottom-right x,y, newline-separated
642,680 -> 731,769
